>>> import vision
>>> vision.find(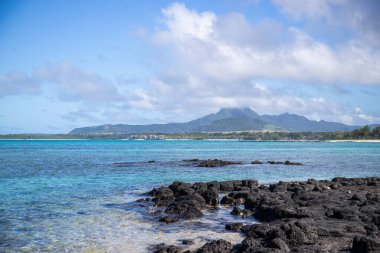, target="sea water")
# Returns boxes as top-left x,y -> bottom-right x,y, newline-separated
1,140 -> 380,252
